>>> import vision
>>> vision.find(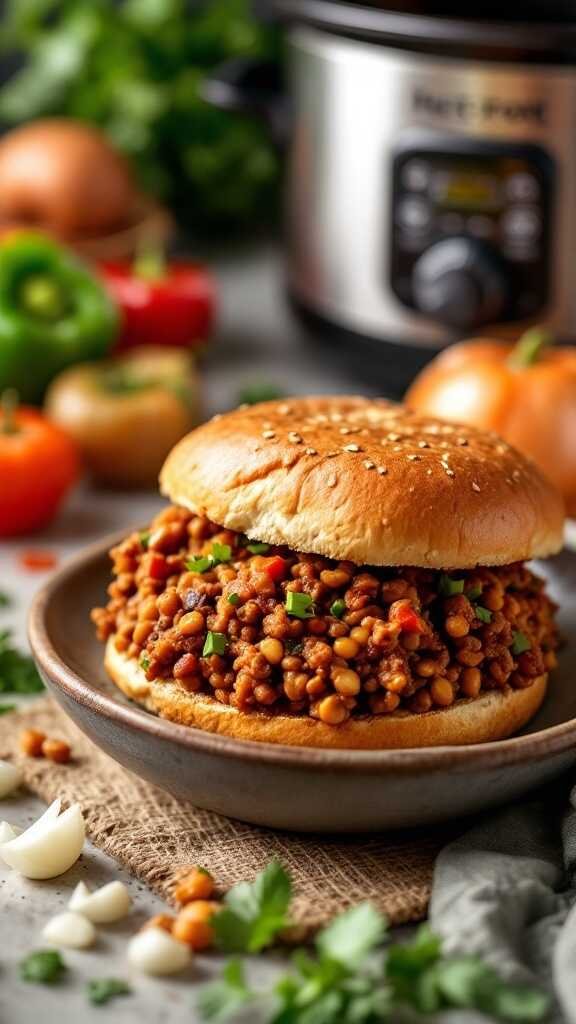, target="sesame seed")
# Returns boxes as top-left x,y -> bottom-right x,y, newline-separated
377,466 -> 388,475
444,468 -> 455,478
387,432 -> 401,441
457,438 -> 469,446
211,413 -> 222,422
262,430 -> 276,439
426,468 -> 433,475
254,445 -> 262,452
418,440 -> 429,449
288,432 -> 303,444
278,404 -> 292,415
472,481 -> 481,492
393,445 -> 403,452
326,451 -> 338,458
305,447 -> 317,455
363,460 -> 375,469
327,473 -> 338,487
407,454 -> 420,462
512,469 -> 522,482
342,444 -> 361,453
339,427 -> 351,435
506,477 -> 514,486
